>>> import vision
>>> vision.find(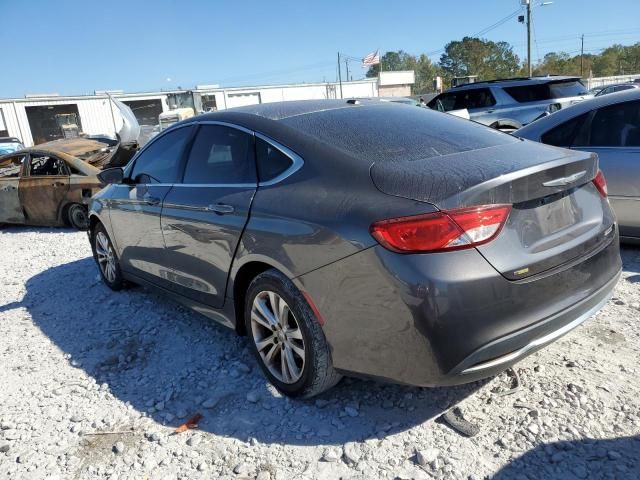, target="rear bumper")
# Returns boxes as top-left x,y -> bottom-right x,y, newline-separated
298,229 -> 622,387
444,268 -> 619,384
